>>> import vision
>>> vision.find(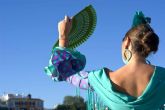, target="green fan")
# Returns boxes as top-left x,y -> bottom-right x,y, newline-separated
52,5 -> 97,51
